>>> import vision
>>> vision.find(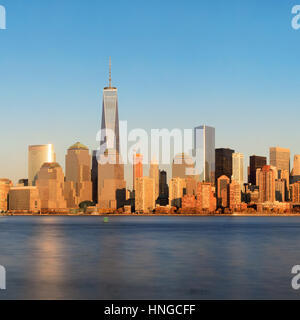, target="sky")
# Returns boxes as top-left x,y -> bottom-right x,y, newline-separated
1,0 -> 300,185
